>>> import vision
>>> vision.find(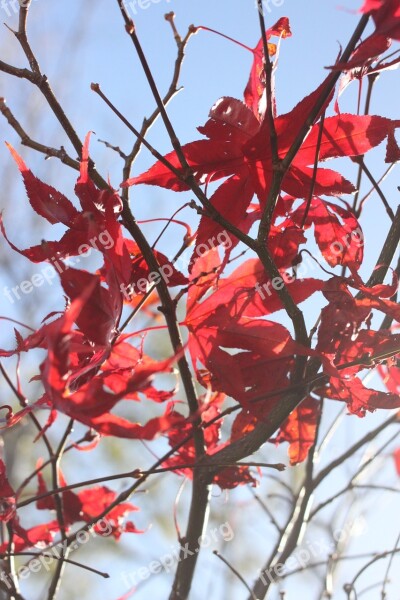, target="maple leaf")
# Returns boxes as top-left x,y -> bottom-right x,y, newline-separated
79,487 -> 144,538
317,275 -> 400,358
186,246 -> 221,314
244,16 -> 292,119
0,460 -> 16,523
331,35 -> 397,113
0,274 -> 120,415
186,257 -> 323,325
124,87 -> 398,267
100,336 -> 176,402
360,0 -> 400,40
275,397 -> 321,465
43,343 -> 182,439
394,448 -> 400,476
328,376 -> 400,416
39,271 -> 117,393
184,250 -> 320,410
186,303 -> 310,406
378,350 -> 400,396
36,468 -> 142,539
2,135 -> 132,288
2,330 -> 182,440
330,19 -> 396,74
316,276 -> 400,415
0,326 -> 47,358
292,197 -> 364,272
124,92 -> 397,199
196,18 -> 291,120
59,265 -> 122,347
331,7 -> 400,111
36,467 -> 83,521
164,395 -> 258,489
121,239 -> 187,300
316,326 -> 400,416
1,276 -> 181,439
0,520 -> 60,553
